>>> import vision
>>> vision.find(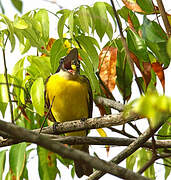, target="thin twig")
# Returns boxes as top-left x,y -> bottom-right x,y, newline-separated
2,48 -> 14,123
137,155 -> 157,174
0,82 -> 27,94
108,127 -> 136,138
39,96 -> 55,133
128,122 -> 142,136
